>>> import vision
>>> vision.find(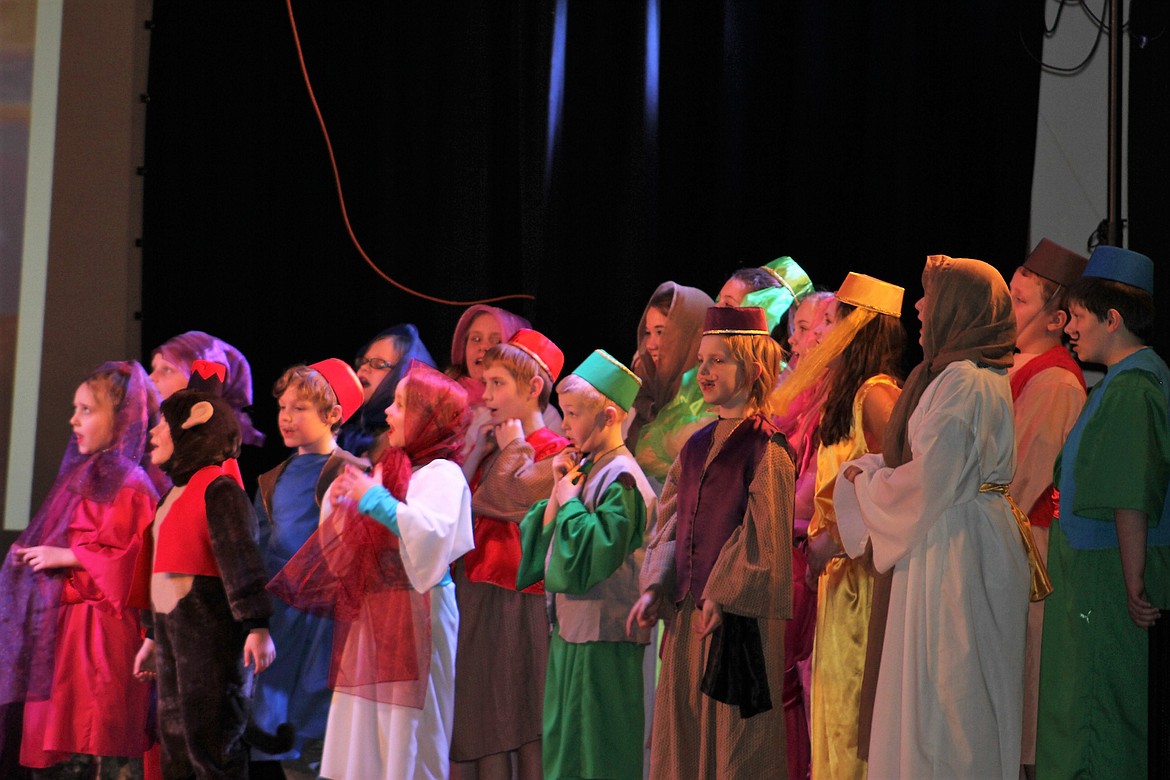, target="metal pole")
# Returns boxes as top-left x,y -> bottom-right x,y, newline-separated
1107,0 -> 1124,246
